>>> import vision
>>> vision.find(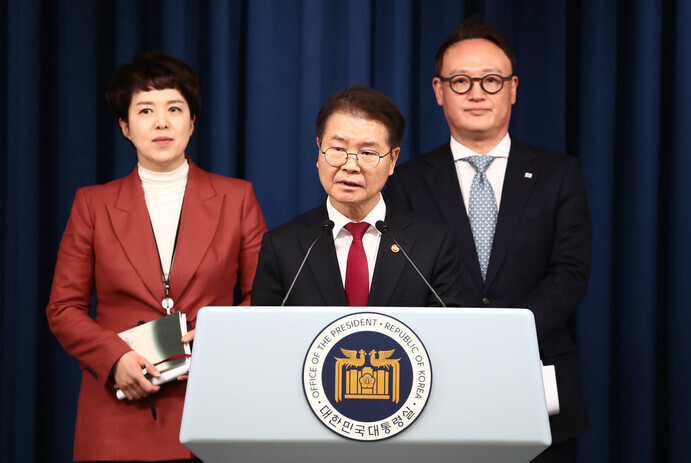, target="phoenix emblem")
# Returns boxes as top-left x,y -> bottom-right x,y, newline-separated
334,348 -> 401,403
